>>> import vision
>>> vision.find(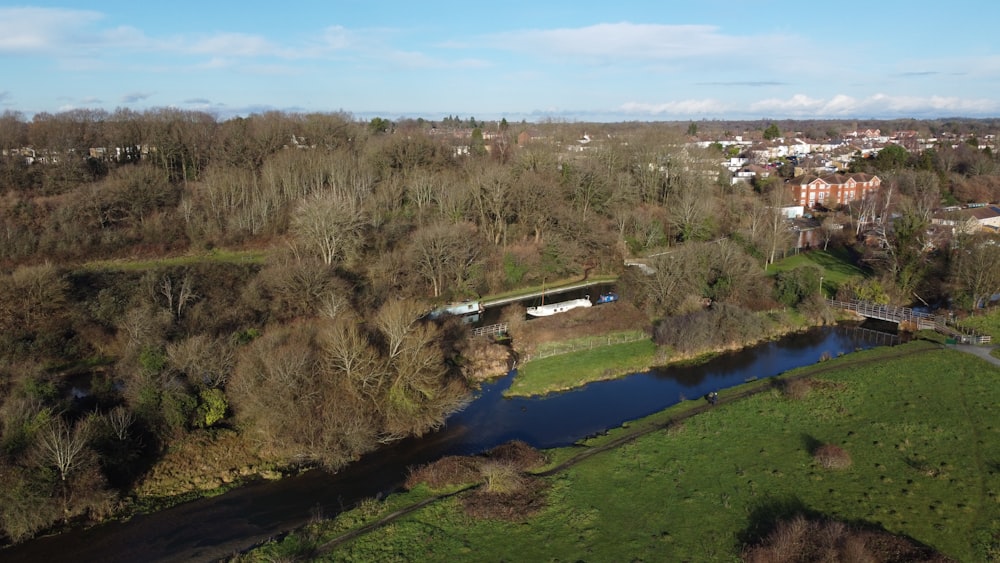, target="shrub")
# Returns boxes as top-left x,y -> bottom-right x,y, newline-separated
742,514 -> 954,563
483,440 -> 546,471
462,471 -> 548,521
193,388 -> 227,428
772,265 -> 822,307
404,456 -> 481,490
813,444 -> 852,470
479,461 -> 525,495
